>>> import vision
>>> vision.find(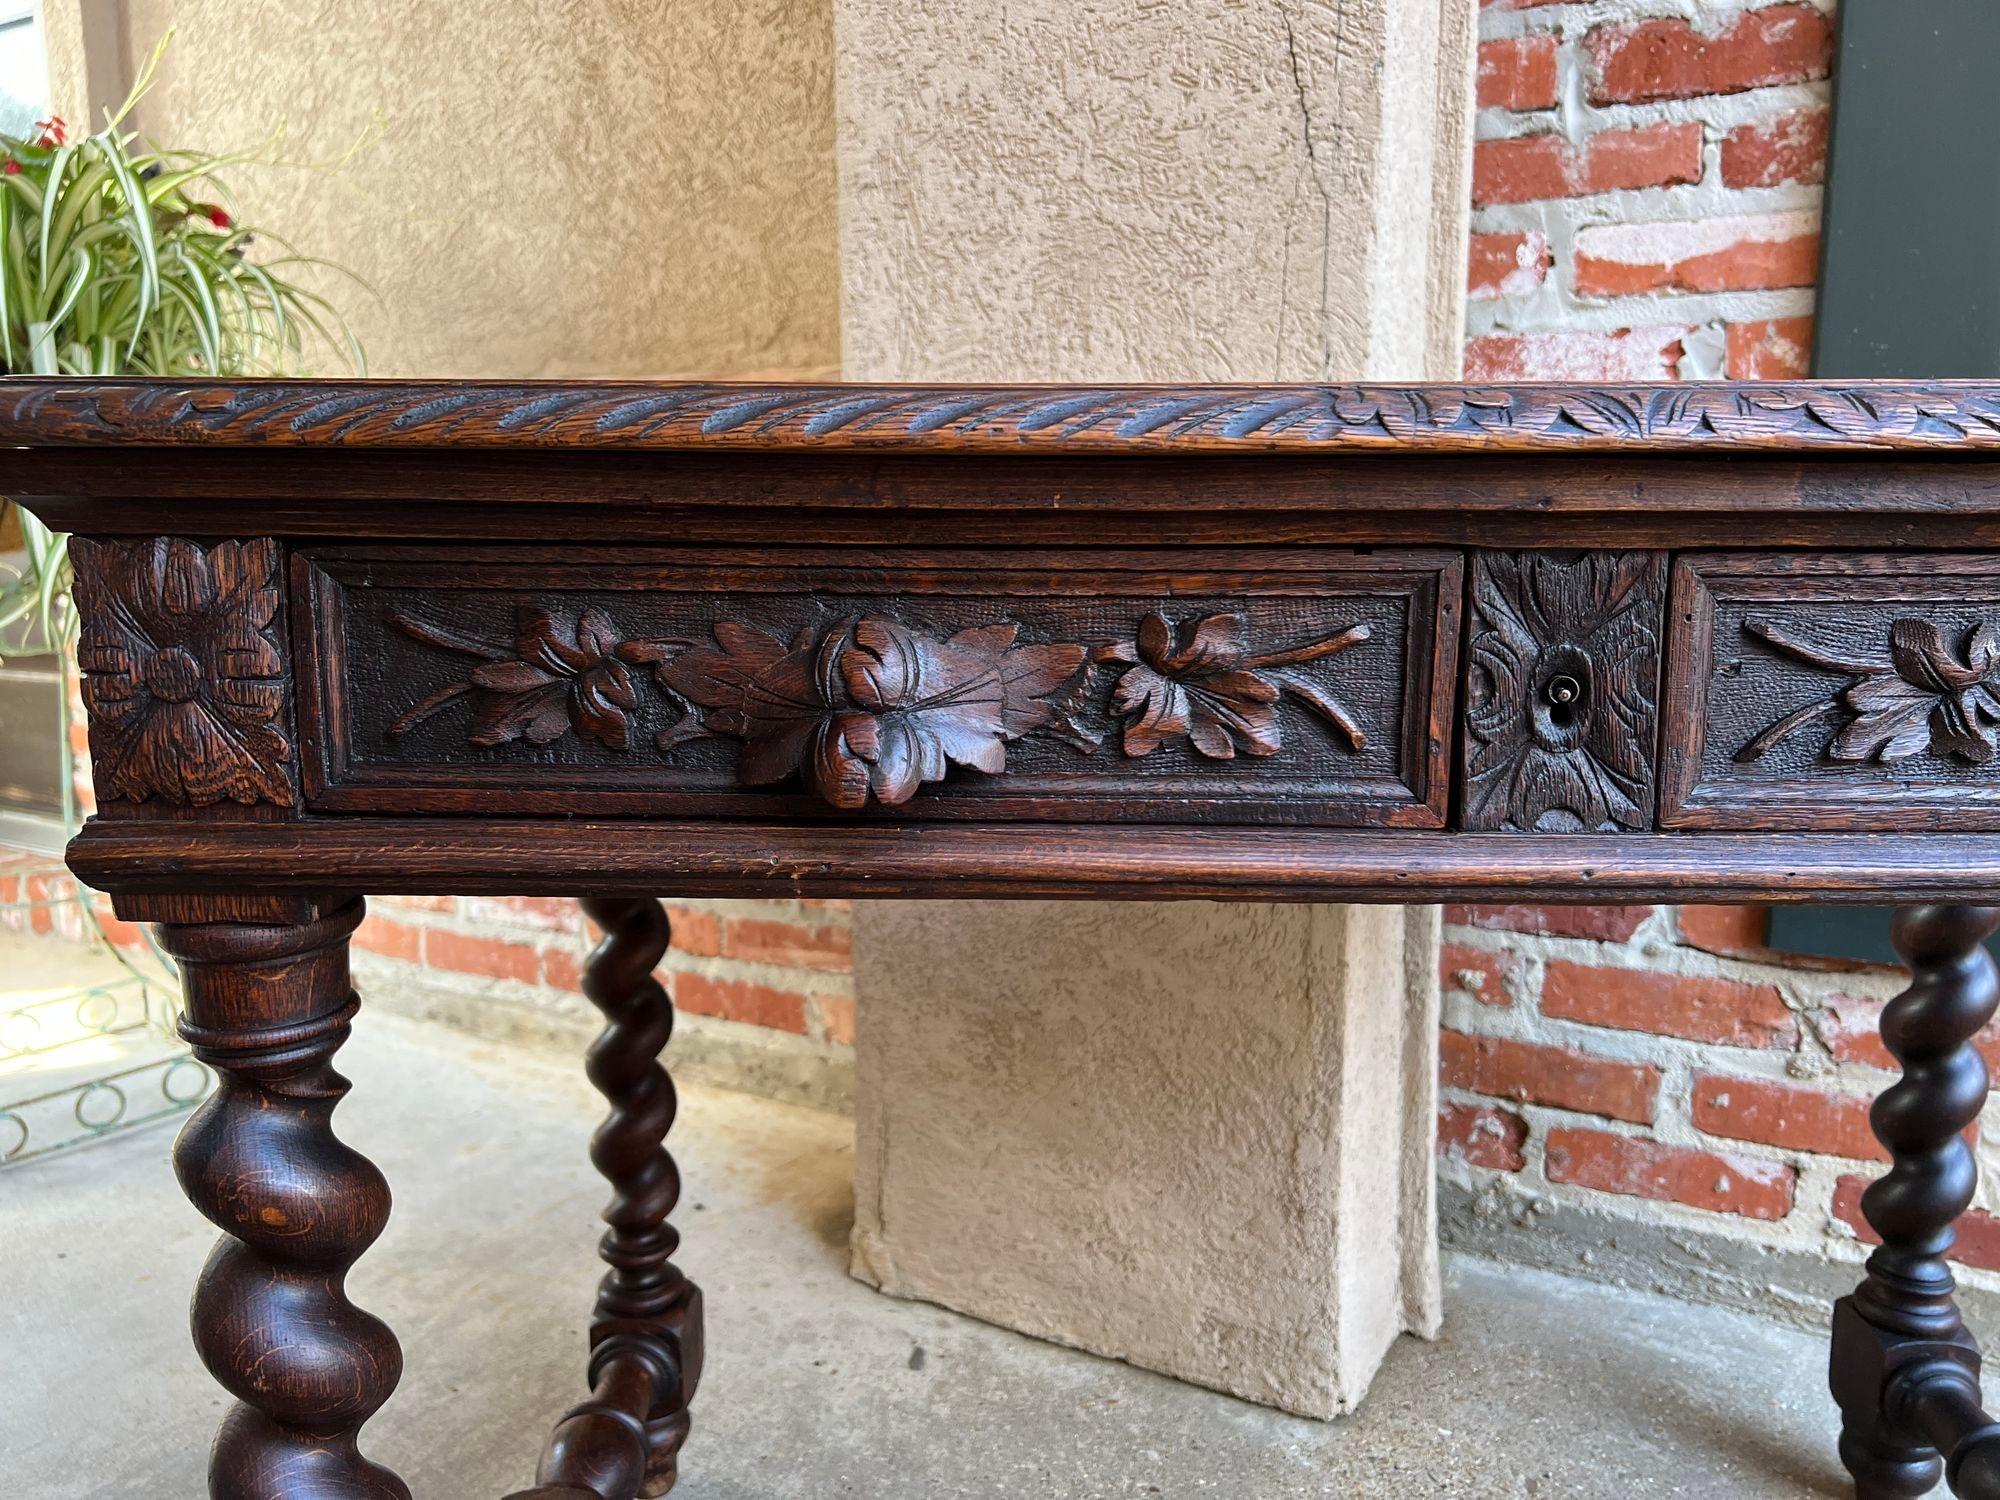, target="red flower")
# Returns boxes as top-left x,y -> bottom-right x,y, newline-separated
3,160 -> 18,176
33,117 -> 65,147
207,206 -> 231,229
